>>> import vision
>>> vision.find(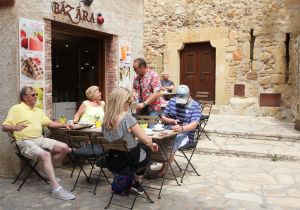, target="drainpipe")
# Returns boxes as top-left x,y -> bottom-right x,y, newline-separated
295,36 -> 300,131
